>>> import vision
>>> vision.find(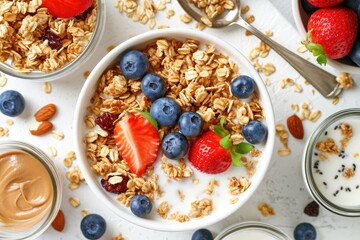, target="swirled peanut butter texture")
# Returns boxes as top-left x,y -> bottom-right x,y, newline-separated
0,151 -> 53,229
